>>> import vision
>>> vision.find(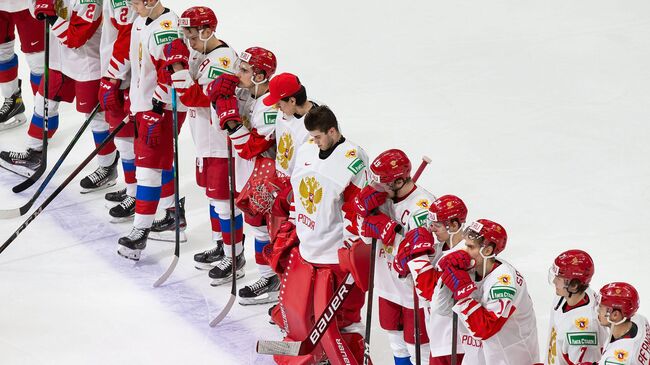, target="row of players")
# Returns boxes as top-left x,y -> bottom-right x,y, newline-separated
1,1 -> 648,365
